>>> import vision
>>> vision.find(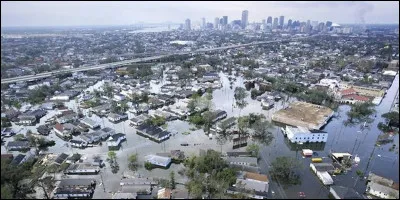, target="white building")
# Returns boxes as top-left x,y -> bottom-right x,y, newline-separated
319,78 -> 339,89
107,133 -> 126,148
366,173 -> 399,199
145,155 -> 171,168
113,94 -> 126,102
284,126 -> 328,143
235,172 -> 269,193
